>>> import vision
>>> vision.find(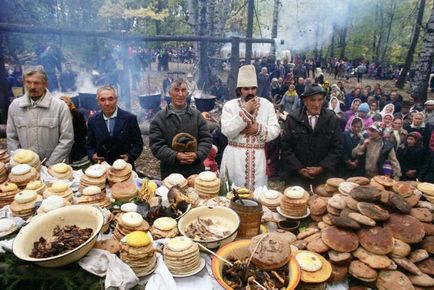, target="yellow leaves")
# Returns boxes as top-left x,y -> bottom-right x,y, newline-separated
123,7 -> 169,20
98,2 -> 169,21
